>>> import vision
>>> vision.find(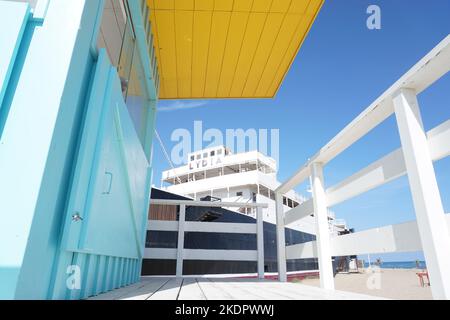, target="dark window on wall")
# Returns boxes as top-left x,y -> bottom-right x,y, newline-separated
146,231 -> 178,248
190,155 -> 195,161
236,192 -> 243,197
211,151 -> 215,156
184,233 -> 256,250
270,191 -> 275,201
143,198 -> 319,276
283,197 -> 287,206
